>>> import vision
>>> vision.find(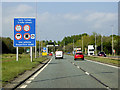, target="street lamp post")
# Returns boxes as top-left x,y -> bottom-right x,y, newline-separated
101,34 -> 103,52
112,25 -> 114,56
64,41 -> 65,52
95,34 -> 97,55
39,41 -> 40,56
73,39 -> 74,51
41,41 -> 42,56
35,0 -> 37,58
82,37 -> 83,53
73,39 -> 74,54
